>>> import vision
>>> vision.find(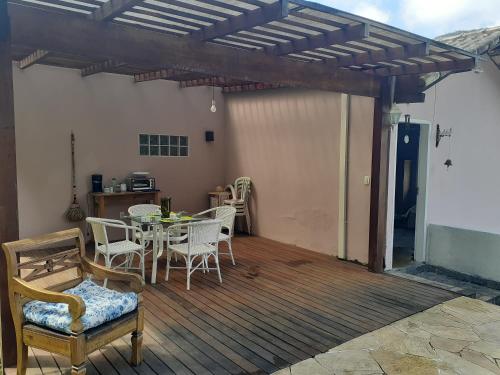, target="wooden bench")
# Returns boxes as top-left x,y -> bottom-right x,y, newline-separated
1,228 -> 144,375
